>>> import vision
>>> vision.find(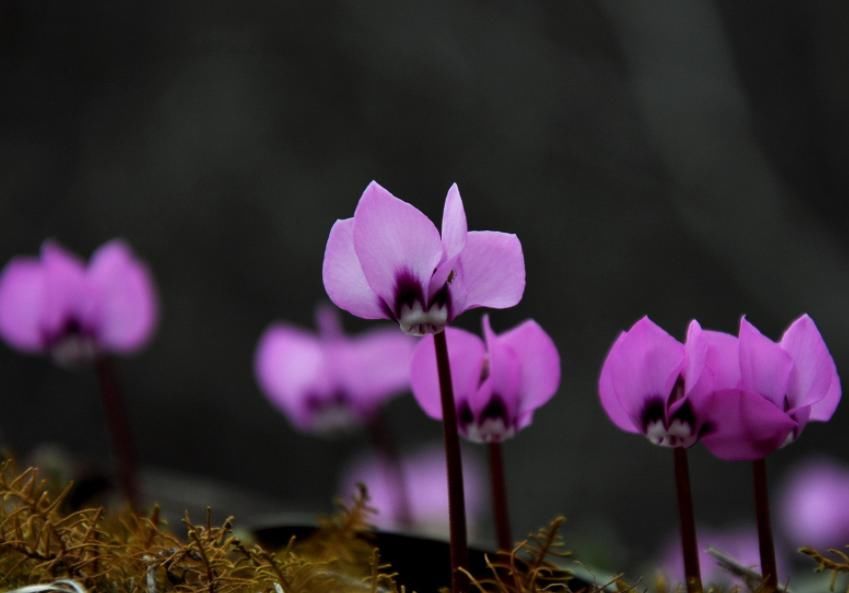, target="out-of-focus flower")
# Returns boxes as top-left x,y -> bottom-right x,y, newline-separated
779,459 -> 849,549
322,181 -> 525,336
255,306 -> 416,434
699,315 -> 841,461
598,317 -> 725,449
410,315 -> 560,442
0,240 -> 158,366
658,526 -> 774,586
338,445 -> 485,536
